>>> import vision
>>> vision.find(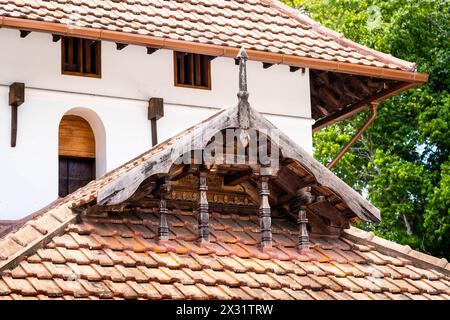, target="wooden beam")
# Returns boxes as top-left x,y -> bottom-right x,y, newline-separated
263,62 -> 274,69
116,43 -> 128,50
19,30 -> 30,38
148,97 -> 164,147
308,198 -> 348,228
52,34 -> 61,42
223,169 -> 253,186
